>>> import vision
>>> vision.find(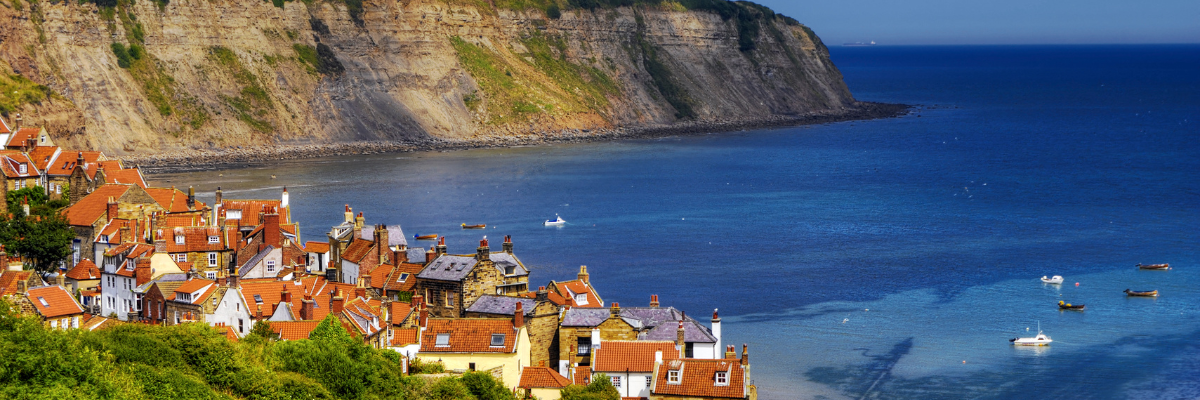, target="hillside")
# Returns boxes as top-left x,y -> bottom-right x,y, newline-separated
0,0 -> 860,159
